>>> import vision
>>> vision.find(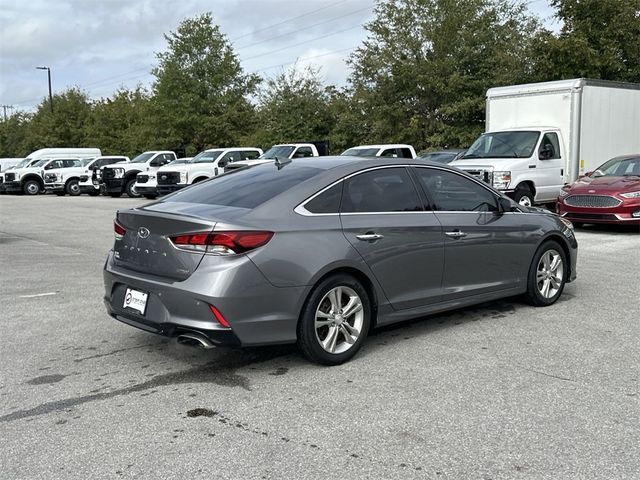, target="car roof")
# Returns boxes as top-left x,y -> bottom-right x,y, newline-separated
346,144 -> 414,149
265,155 -> 452,172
